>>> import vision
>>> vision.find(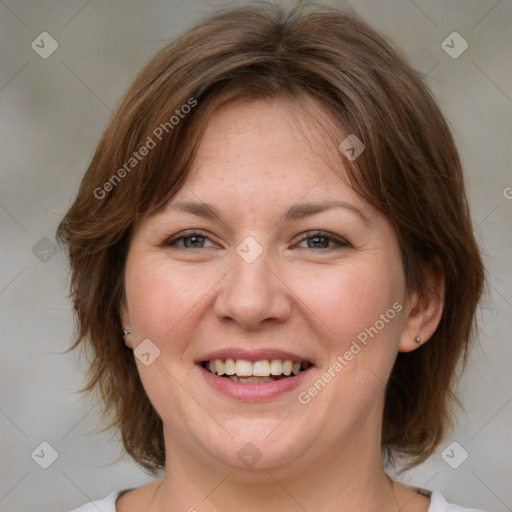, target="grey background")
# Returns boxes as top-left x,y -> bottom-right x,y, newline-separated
0,0 -> 511,511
